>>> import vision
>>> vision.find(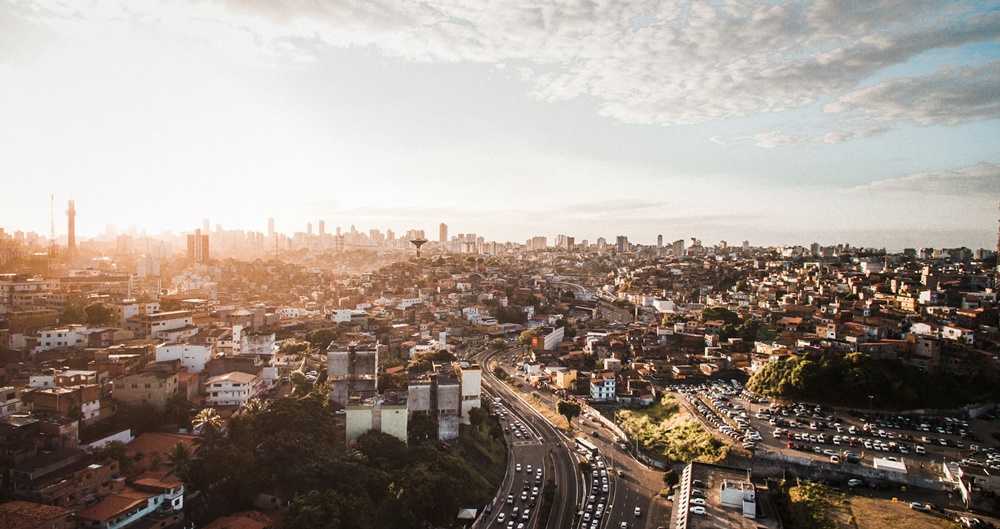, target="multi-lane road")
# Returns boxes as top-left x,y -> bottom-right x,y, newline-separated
480,349 -> 580,529
480,347 -> 668,529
